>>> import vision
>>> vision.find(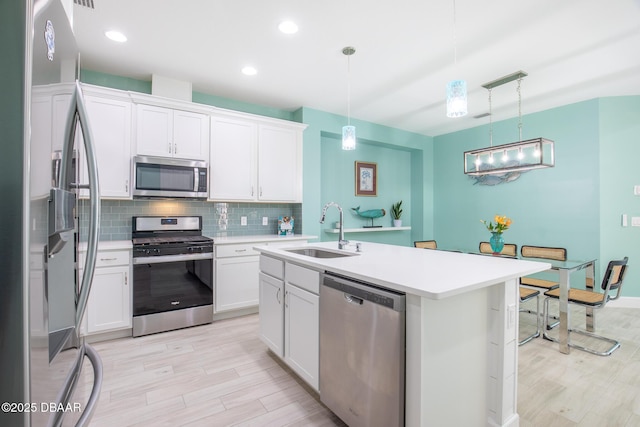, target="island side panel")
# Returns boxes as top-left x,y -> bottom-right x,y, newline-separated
405,279 -> 519,427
